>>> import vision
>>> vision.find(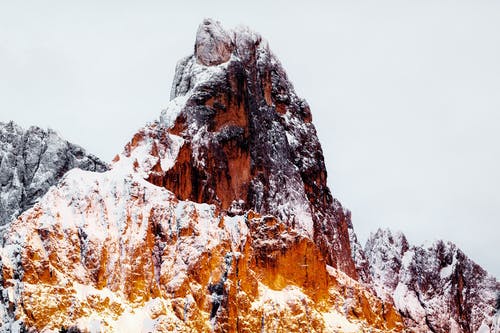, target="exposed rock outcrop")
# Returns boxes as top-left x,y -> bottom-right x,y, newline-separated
0,122 -> 108,229
195,19 -> 234,66
156,18 -> 356,278
0,168 -> 402,332
365,228 -> 500,332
